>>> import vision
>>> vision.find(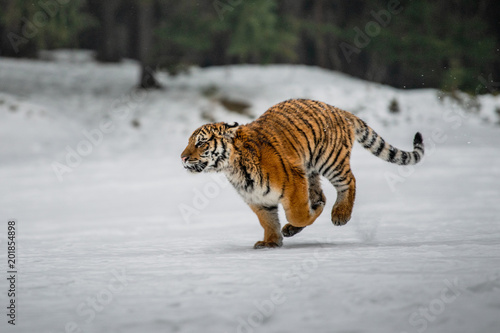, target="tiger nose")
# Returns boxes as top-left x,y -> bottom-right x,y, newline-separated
181,155 -> 188,162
